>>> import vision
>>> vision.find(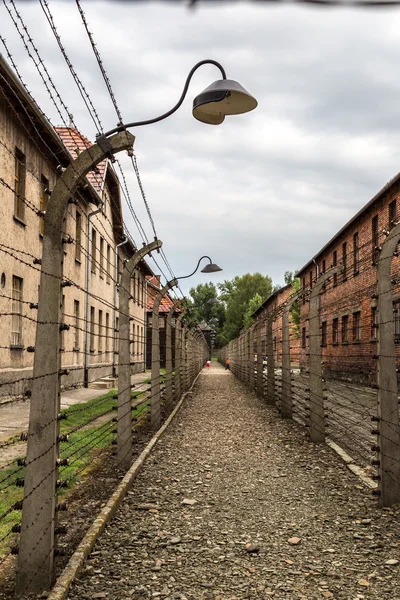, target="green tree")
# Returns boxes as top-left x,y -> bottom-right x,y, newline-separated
188,282 -> 226,344
219,273 -> 274,341
243,293 -> 263,329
